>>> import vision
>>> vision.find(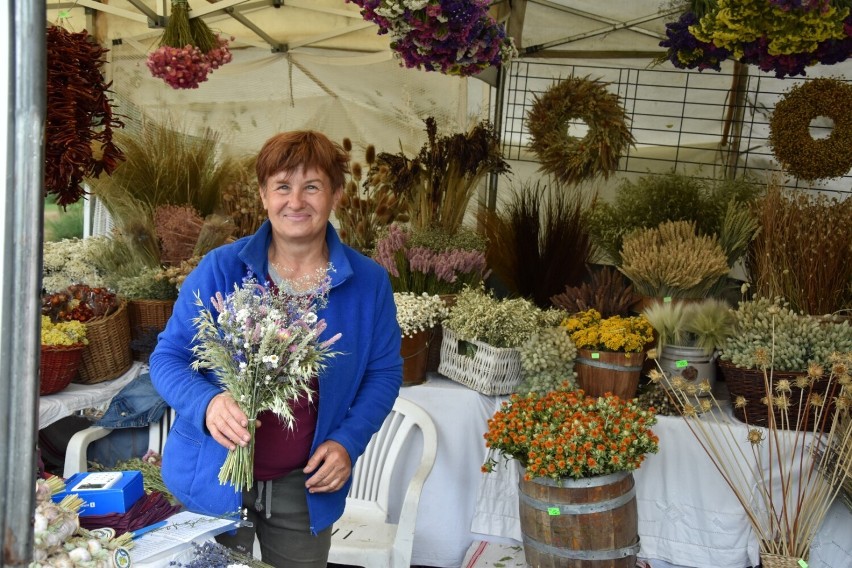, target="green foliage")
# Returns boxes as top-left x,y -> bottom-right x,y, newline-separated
587,172 -> 761,264
44,197 -> 83,241
444,286 -> 542,348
